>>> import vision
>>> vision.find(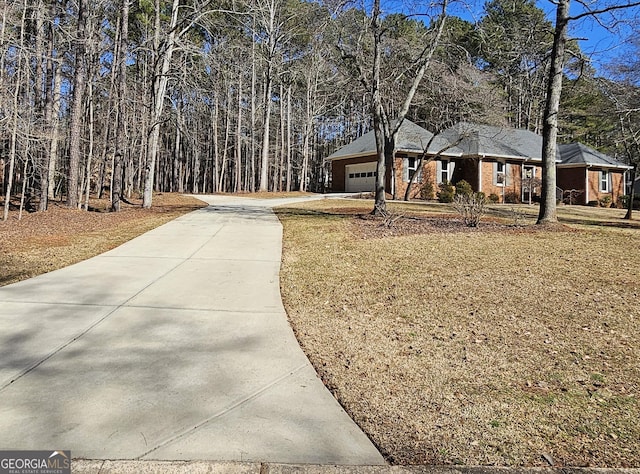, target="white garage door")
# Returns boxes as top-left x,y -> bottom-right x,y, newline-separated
345,162 -> 377,193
